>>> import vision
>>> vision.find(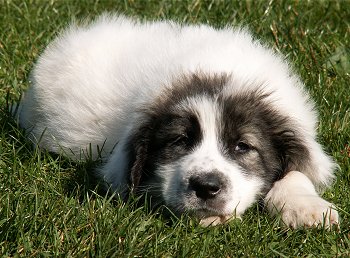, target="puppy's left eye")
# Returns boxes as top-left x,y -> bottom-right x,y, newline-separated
234,142 -> 251,153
